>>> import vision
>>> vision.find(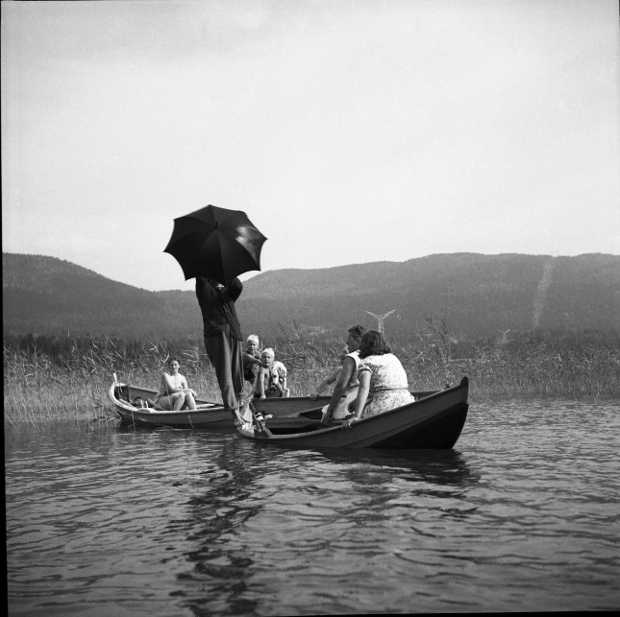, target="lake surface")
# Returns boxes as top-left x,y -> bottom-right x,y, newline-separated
5,399 -> 620,616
